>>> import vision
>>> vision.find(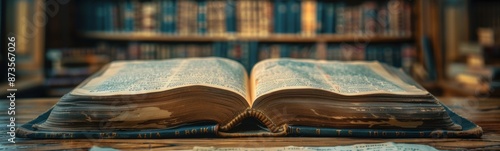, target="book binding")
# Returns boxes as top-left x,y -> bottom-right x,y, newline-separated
17,102 -> 482,139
